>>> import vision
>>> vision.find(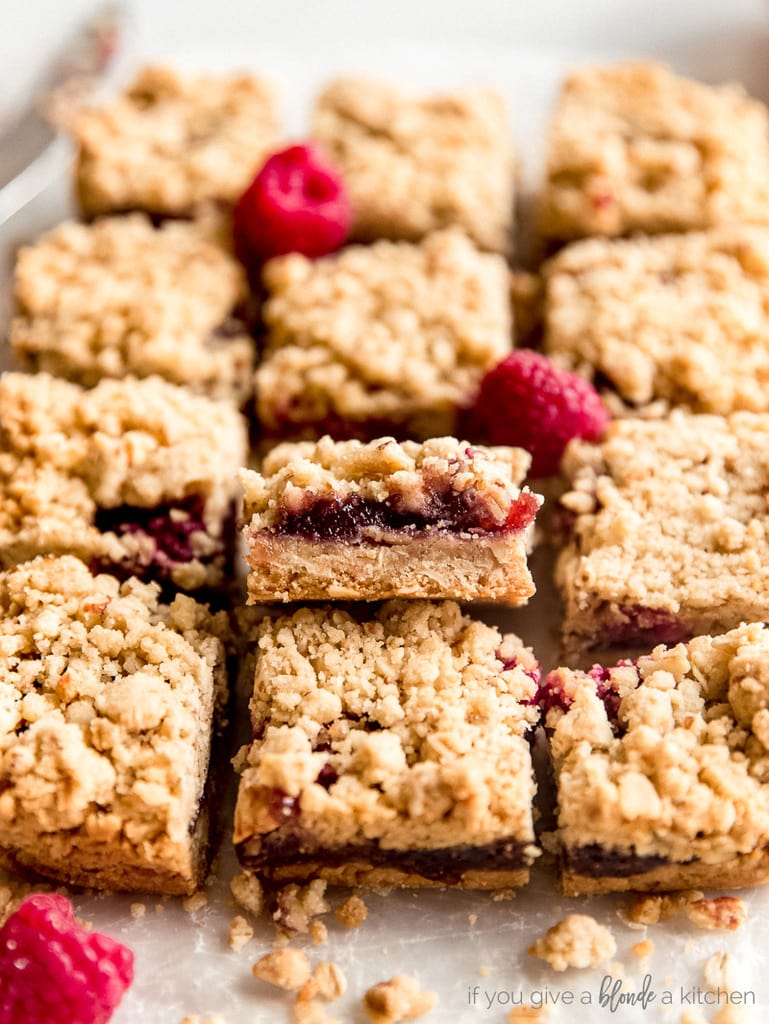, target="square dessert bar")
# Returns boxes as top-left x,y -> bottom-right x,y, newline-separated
0,372 -> 247,593
11,214 -> 254,404
256,230 -> 512,442
74,64 -> 278,220
544,623 -> 769,895
0,555 -> 229,894
543,227 -> 769,412
313,77 -> 514,252
233,600 -> 540,888
240,435 -> 542,604
538,61 -> 769,244
557,411 -> 769,660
